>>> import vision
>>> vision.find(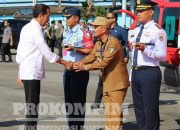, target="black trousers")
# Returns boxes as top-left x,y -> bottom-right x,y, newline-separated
63,69 -> 89,130
1,43 -> 12,61
56,37 -> 63,57
93,75 -> 103,104
23,80 -> 40,130
131,67 -> 161,130
49,38 -> 56,52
